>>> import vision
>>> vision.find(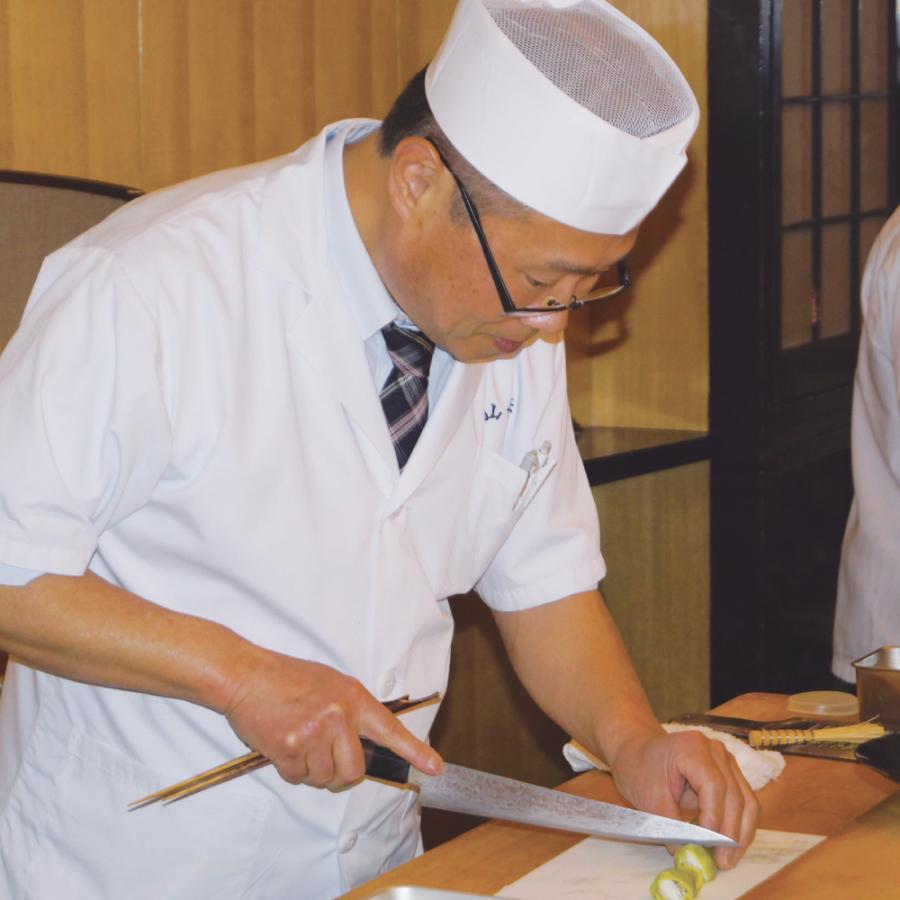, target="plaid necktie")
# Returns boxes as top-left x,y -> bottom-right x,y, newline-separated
379,323 -> 436,469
